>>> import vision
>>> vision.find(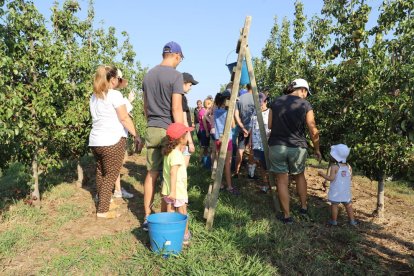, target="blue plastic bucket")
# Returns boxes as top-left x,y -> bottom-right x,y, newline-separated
226,59 -> 250,85
147,212 -> 187,255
